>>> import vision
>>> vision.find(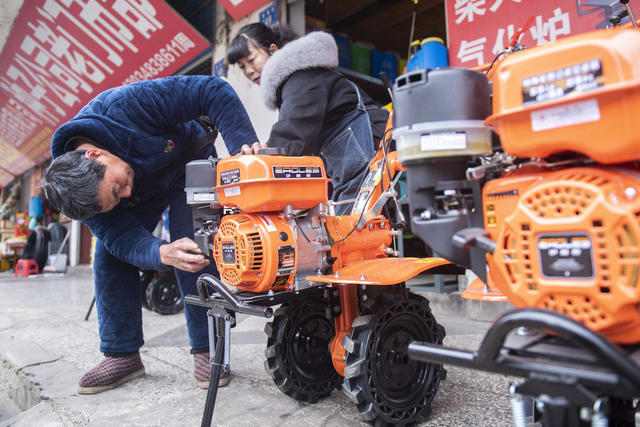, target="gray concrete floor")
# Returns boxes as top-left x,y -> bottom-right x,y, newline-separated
0,265 -> 516,426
